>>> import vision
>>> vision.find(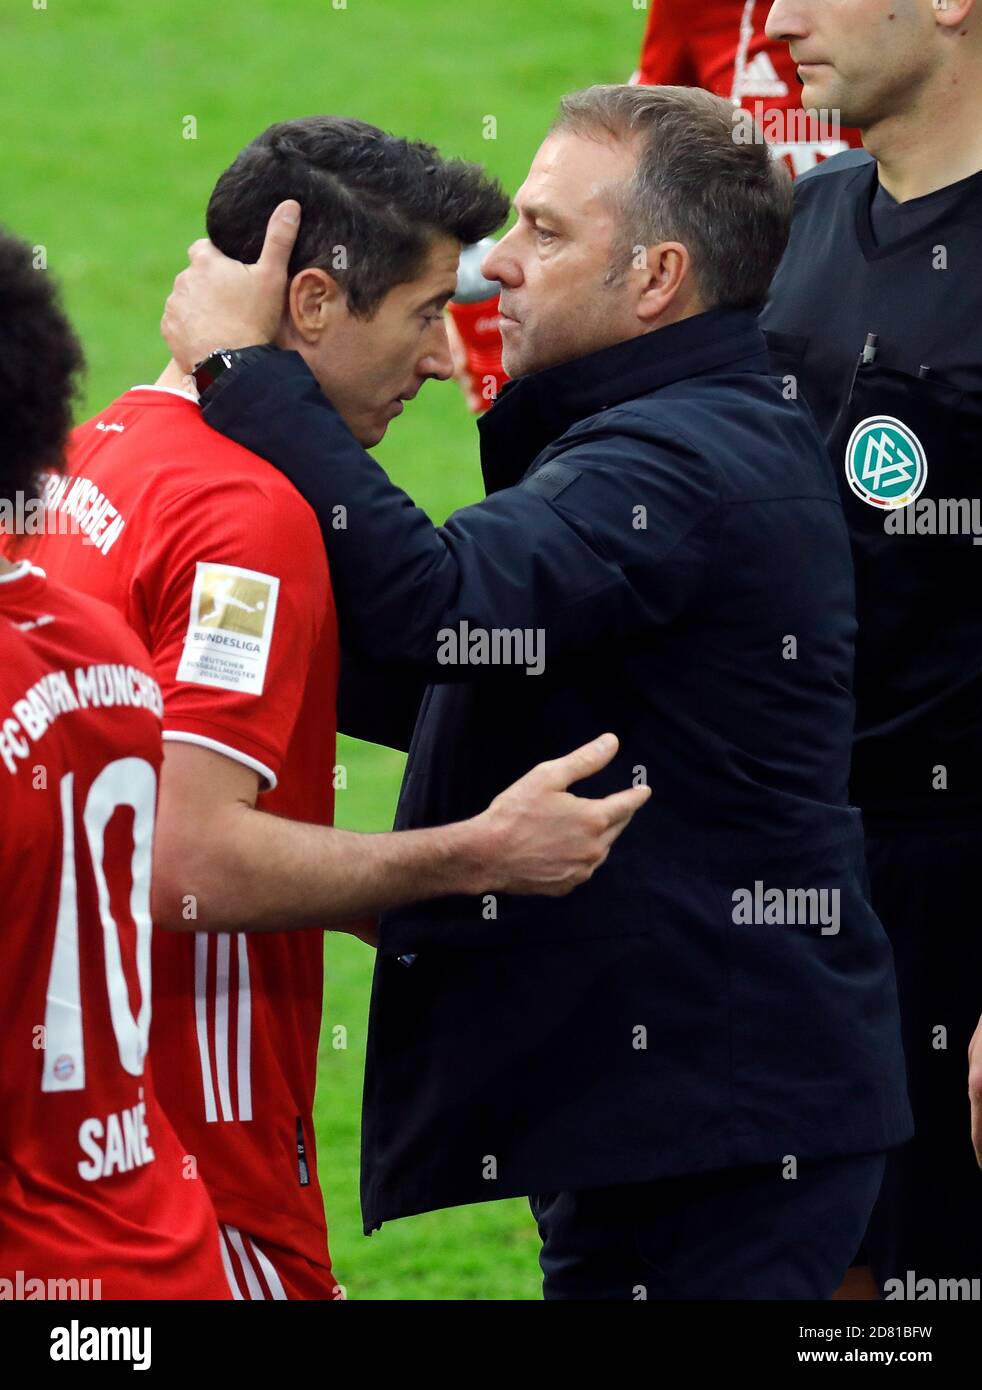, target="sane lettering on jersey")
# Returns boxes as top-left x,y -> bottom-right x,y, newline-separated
77,1094 -> 156,1182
